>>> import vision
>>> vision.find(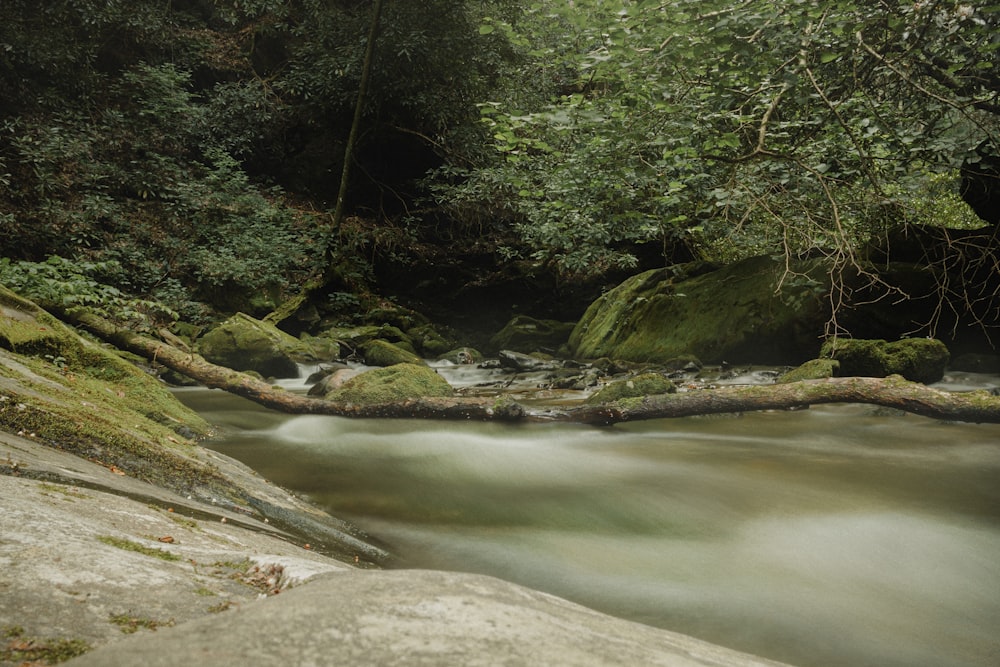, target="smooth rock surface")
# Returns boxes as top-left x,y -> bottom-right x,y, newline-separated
67,569 -> 795,667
